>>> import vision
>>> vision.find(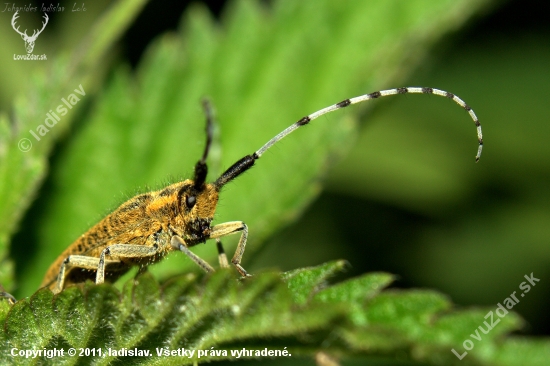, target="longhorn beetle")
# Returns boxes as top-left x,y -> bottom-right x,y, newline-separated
29,87 -> 482,295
